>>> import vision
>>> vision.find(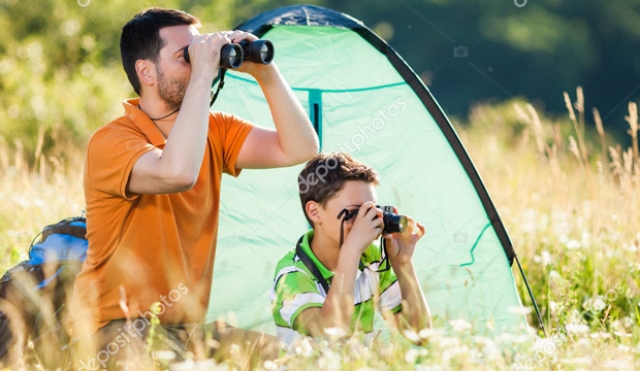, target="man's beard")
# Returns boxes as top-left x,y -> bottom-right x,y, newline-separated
157,65 -> 188,113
